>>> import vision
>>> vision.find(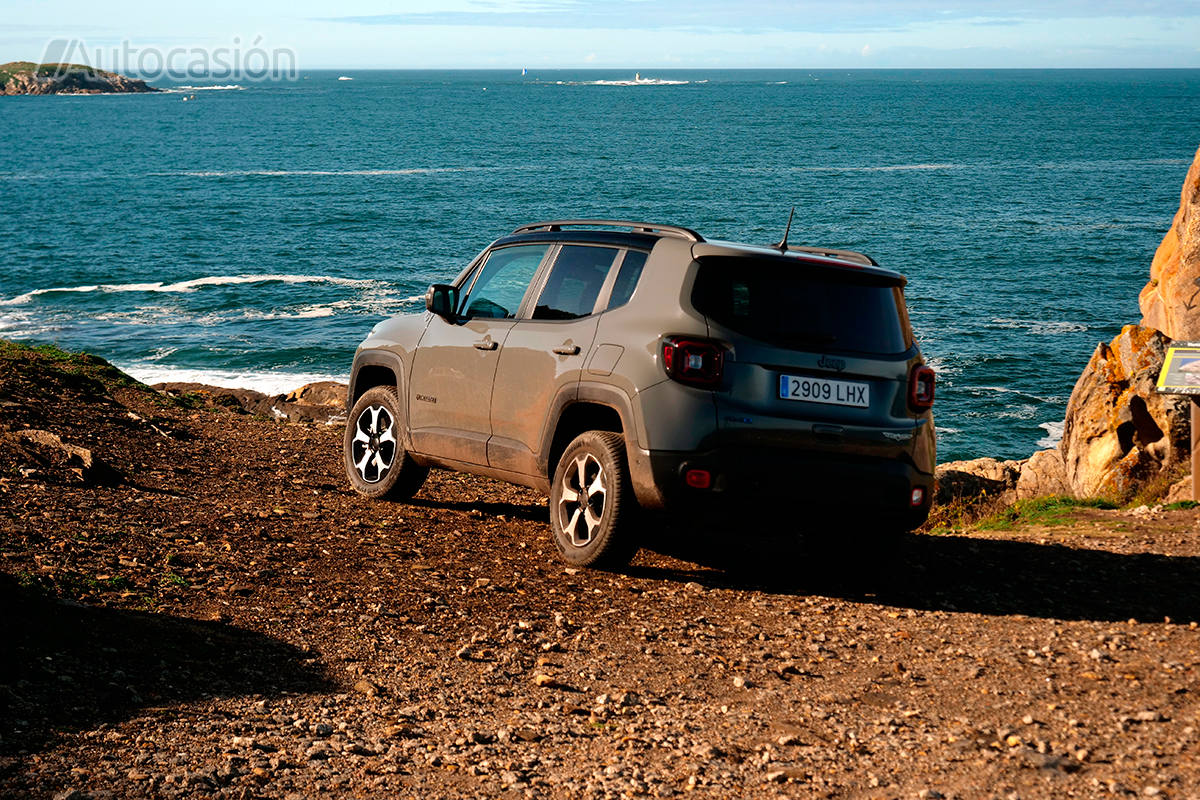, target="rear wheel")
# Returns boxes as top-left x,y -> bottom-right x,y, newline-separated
344,386 -> 428,500
550,431 -> 638,568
